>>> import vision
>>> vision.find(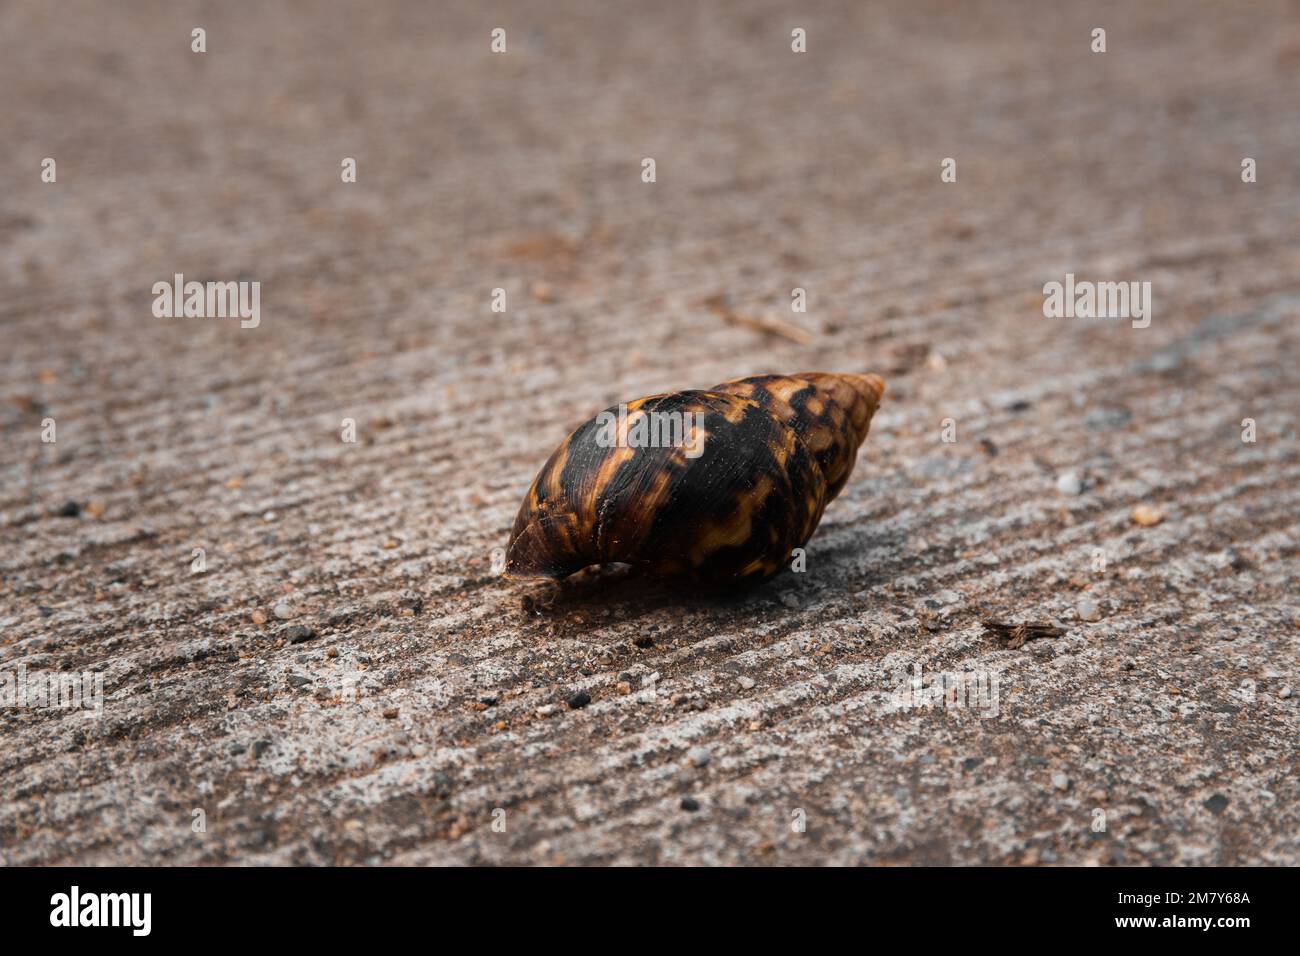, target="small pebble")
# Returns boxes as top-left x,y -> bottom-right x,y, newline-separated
680,797 -> 700,812
616,681 -> 632,695
57,500 -> 81,518
273,602 -> 294,620
251,609 -> 267,625
1056,471 -> 1083,496
1077,598 -> 1101,622
737,676 -> 756,690
1131,503 -> 1164,527
382,707 -> 399,719
536,704 -> 559,718
1052,772 -> 1071,791
283,624 -> 316,644
780,593 -> 800,609
1279,686 -> 1292,699
567,691 -> 591,710
287,674 -> 312,688
686,747 -> 711,768
1203,793 -> 1229,815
